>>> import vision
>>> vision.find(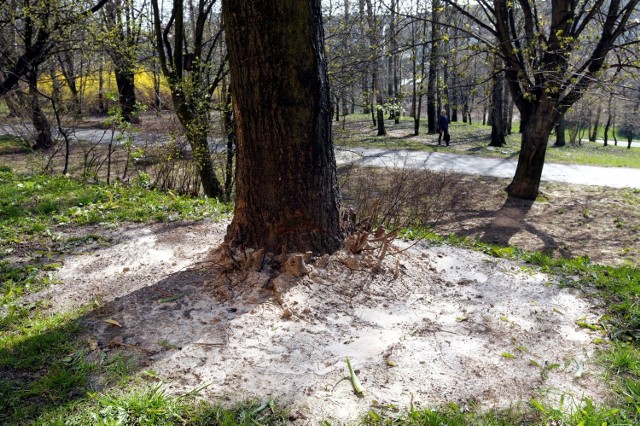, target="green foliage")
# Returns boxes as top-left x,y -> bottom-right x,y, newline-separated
34,386 -> 287,426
